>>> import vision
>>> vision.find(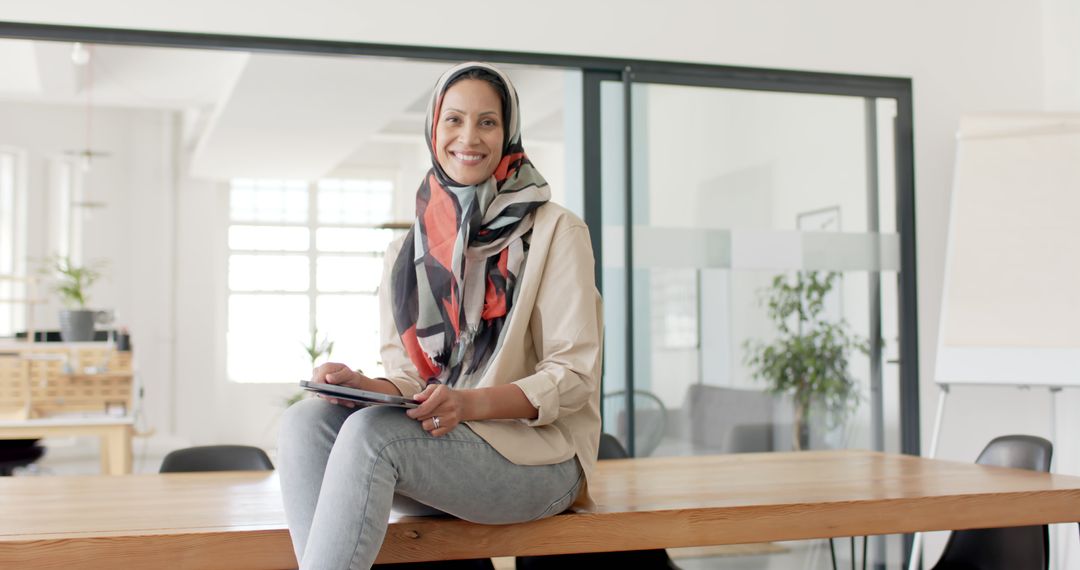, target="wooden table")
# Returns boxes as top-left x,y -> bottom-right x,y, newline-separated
0,416 -> 133,475
2,450 -> 1080,569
